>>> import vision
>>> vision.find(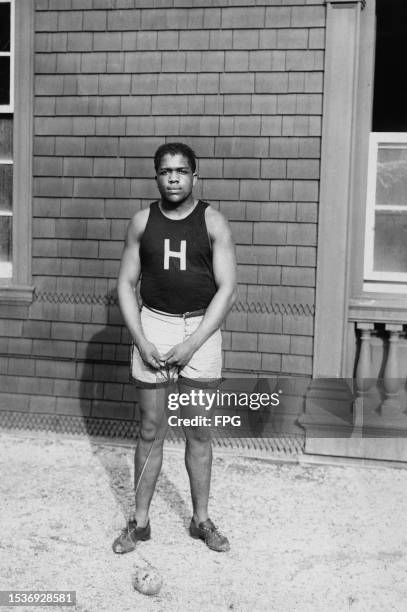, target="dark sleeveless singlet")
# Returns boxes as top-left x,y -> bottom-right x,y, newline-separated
139,200 -> 217,314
